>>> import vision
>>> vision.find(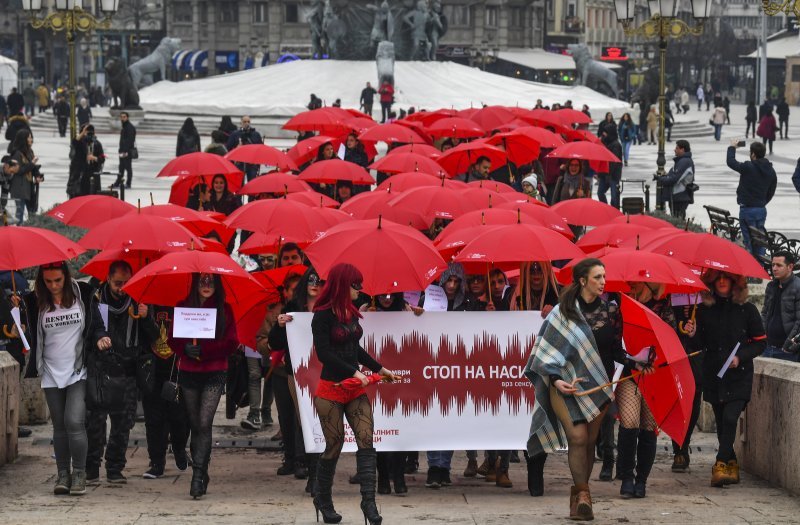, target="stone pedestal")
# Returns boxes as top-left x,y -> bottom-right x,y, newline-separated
108,108 -> 146,130
0,351 -> 20,466
20,376 -> 49,425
